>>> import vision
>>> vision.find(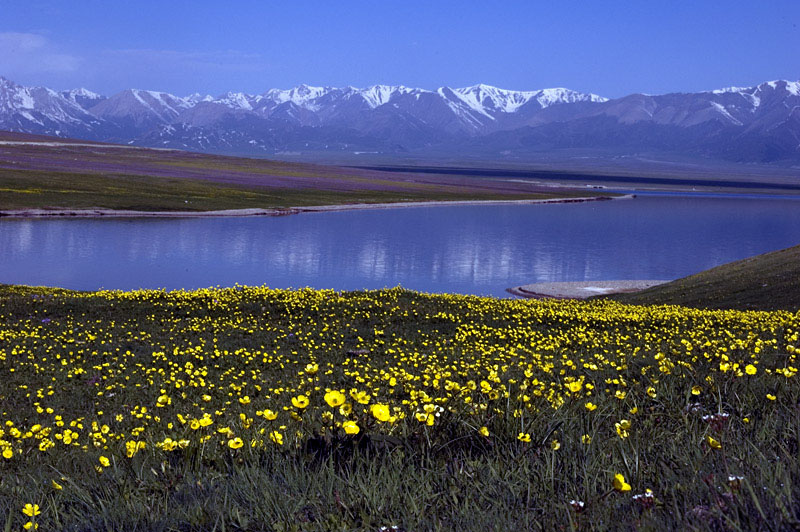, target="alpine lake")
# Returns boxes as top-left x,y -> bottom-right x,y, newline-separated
2,194 -> 800,298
